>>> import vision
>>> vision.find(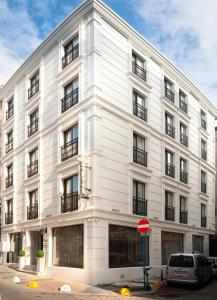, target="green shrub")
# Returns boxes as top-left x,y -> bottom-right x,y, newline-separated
18,250 -> 25,257
36,250 -> 44,257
